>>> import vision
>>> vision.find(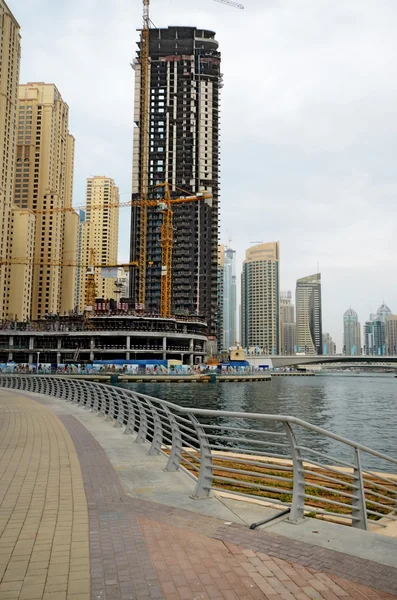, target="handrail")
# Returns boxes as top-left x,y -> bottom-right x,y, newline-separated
1,374 -> 396,531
